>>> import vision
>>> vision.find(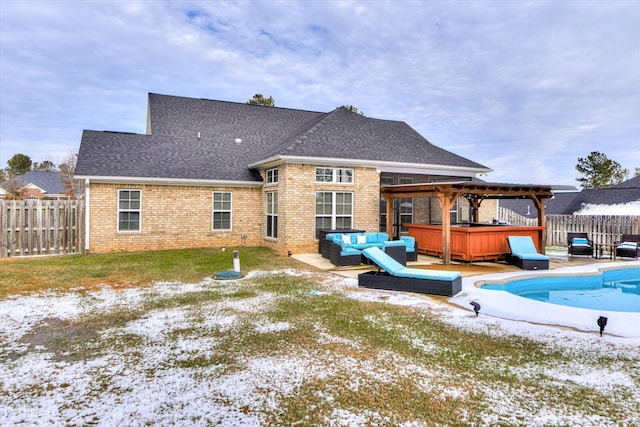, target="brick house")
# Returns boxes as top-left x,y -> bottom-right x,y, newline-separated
75,93 -> 491,254
0,171 -> 70,200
